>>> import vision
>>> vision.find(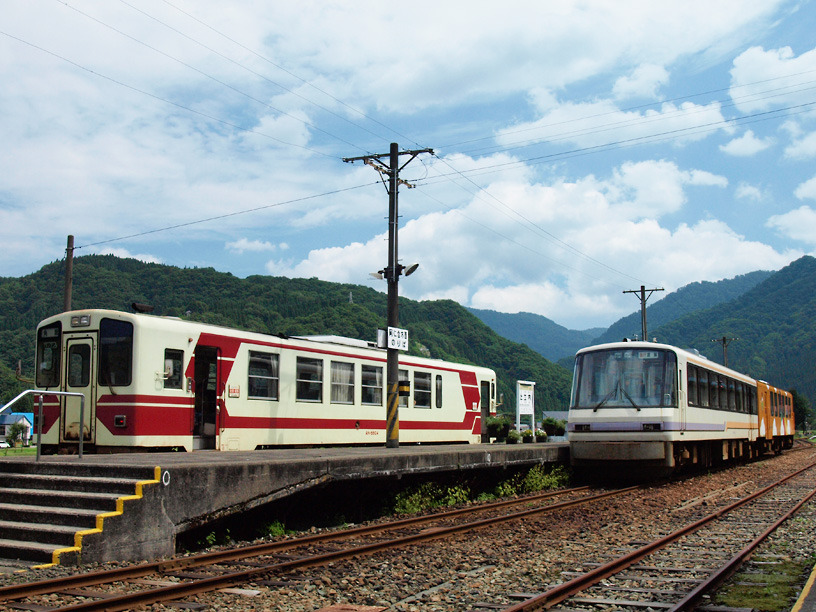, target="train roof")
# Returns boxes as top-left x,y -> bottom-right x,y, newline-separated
40,309 -> 495,374
574,340 -> 754,382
